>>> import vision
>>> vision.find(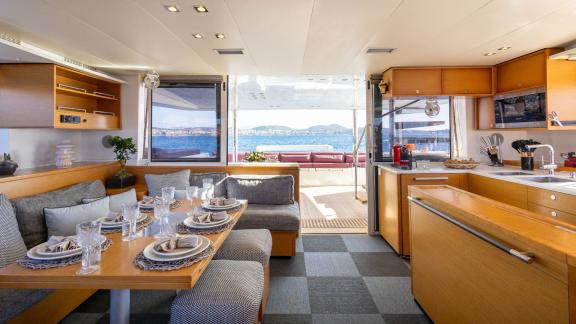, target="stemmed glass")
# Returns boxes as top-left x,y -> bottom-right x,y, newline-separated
161,186 -> 175,203
154,199 -> 171,238
202,178 -> 214,199
186,186 -> 200,214
76,221 -> 101,275
122,202 -> 139,242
